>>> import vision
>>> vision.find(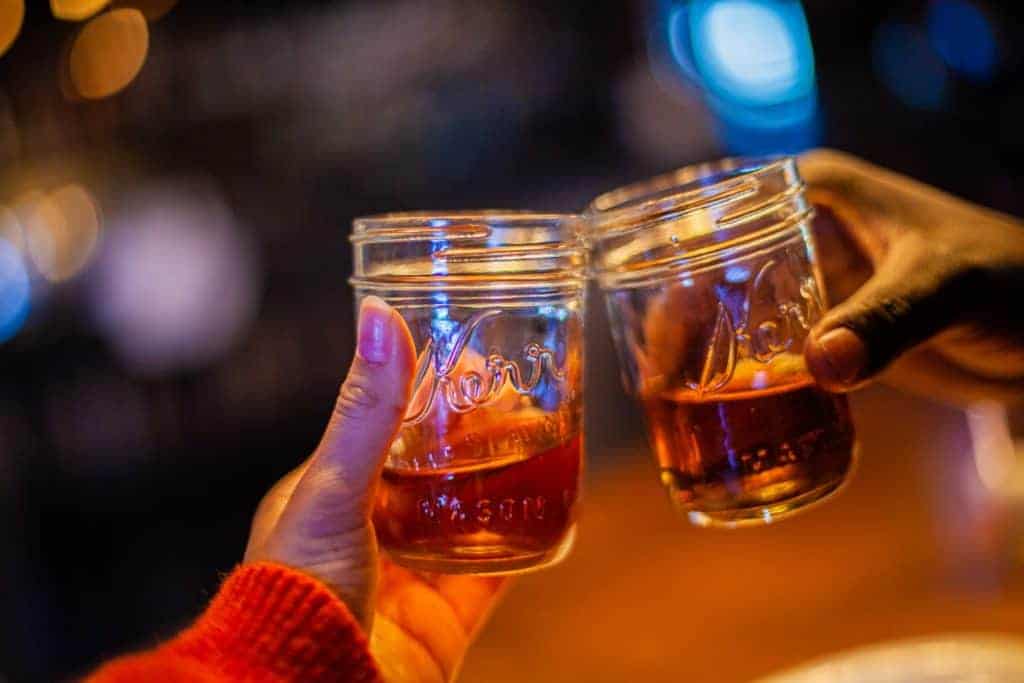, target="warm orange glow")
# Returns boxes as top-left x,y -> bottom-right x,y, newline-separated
25,184 -> 101,282
113,0 -> 176,21
69,8 -> 148,100
0,0 -> 24,58
51,0 -> 111,21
